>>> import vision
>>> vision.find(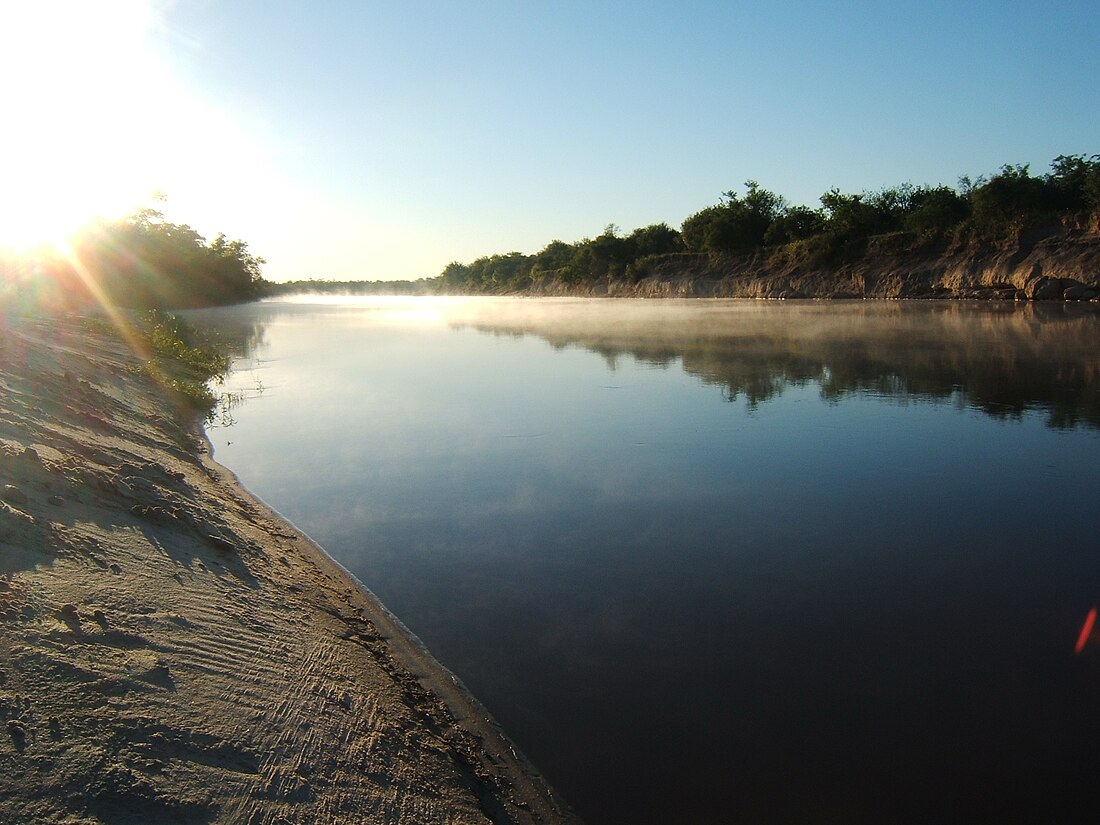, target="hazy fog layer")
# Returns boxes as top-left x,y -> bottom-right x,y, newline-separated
186,297 -> 1100,824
